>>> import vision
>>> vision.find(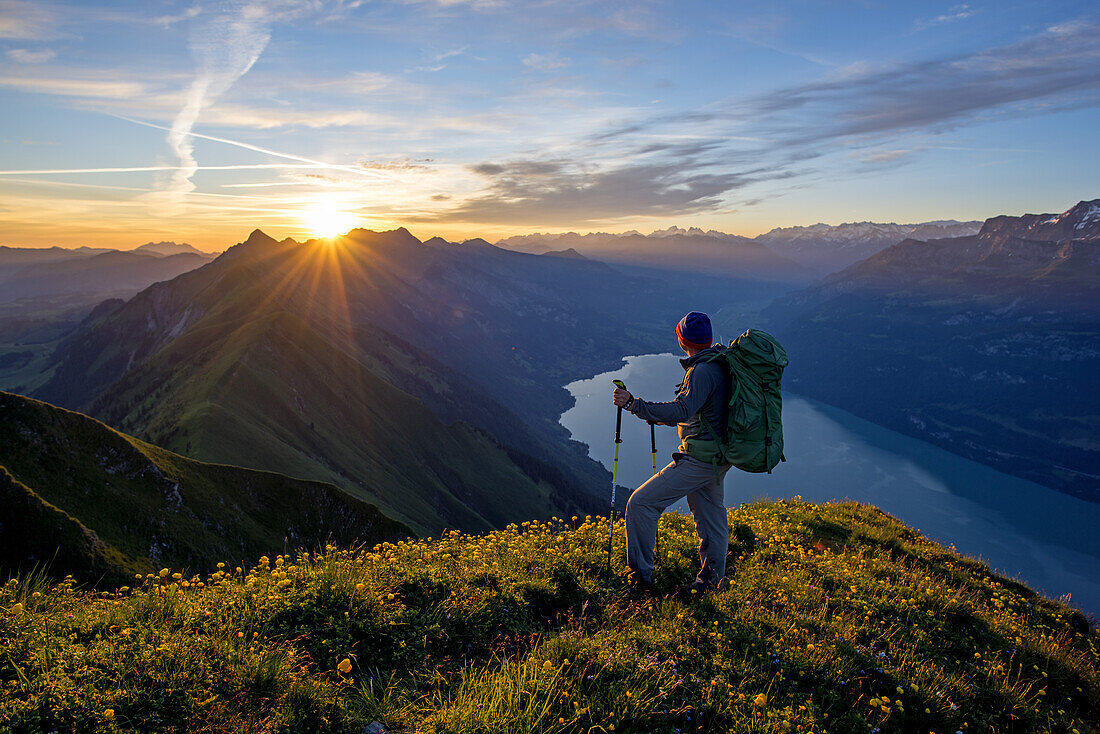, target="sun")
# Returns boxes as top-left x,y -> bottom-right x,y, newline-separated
301,200 -> 359,239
